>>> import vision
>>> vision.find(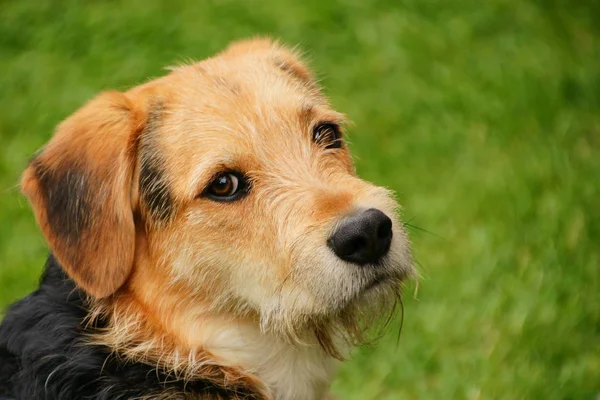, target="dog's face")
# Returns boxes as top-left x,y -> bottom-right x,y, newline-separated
22,39 -> 412,340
